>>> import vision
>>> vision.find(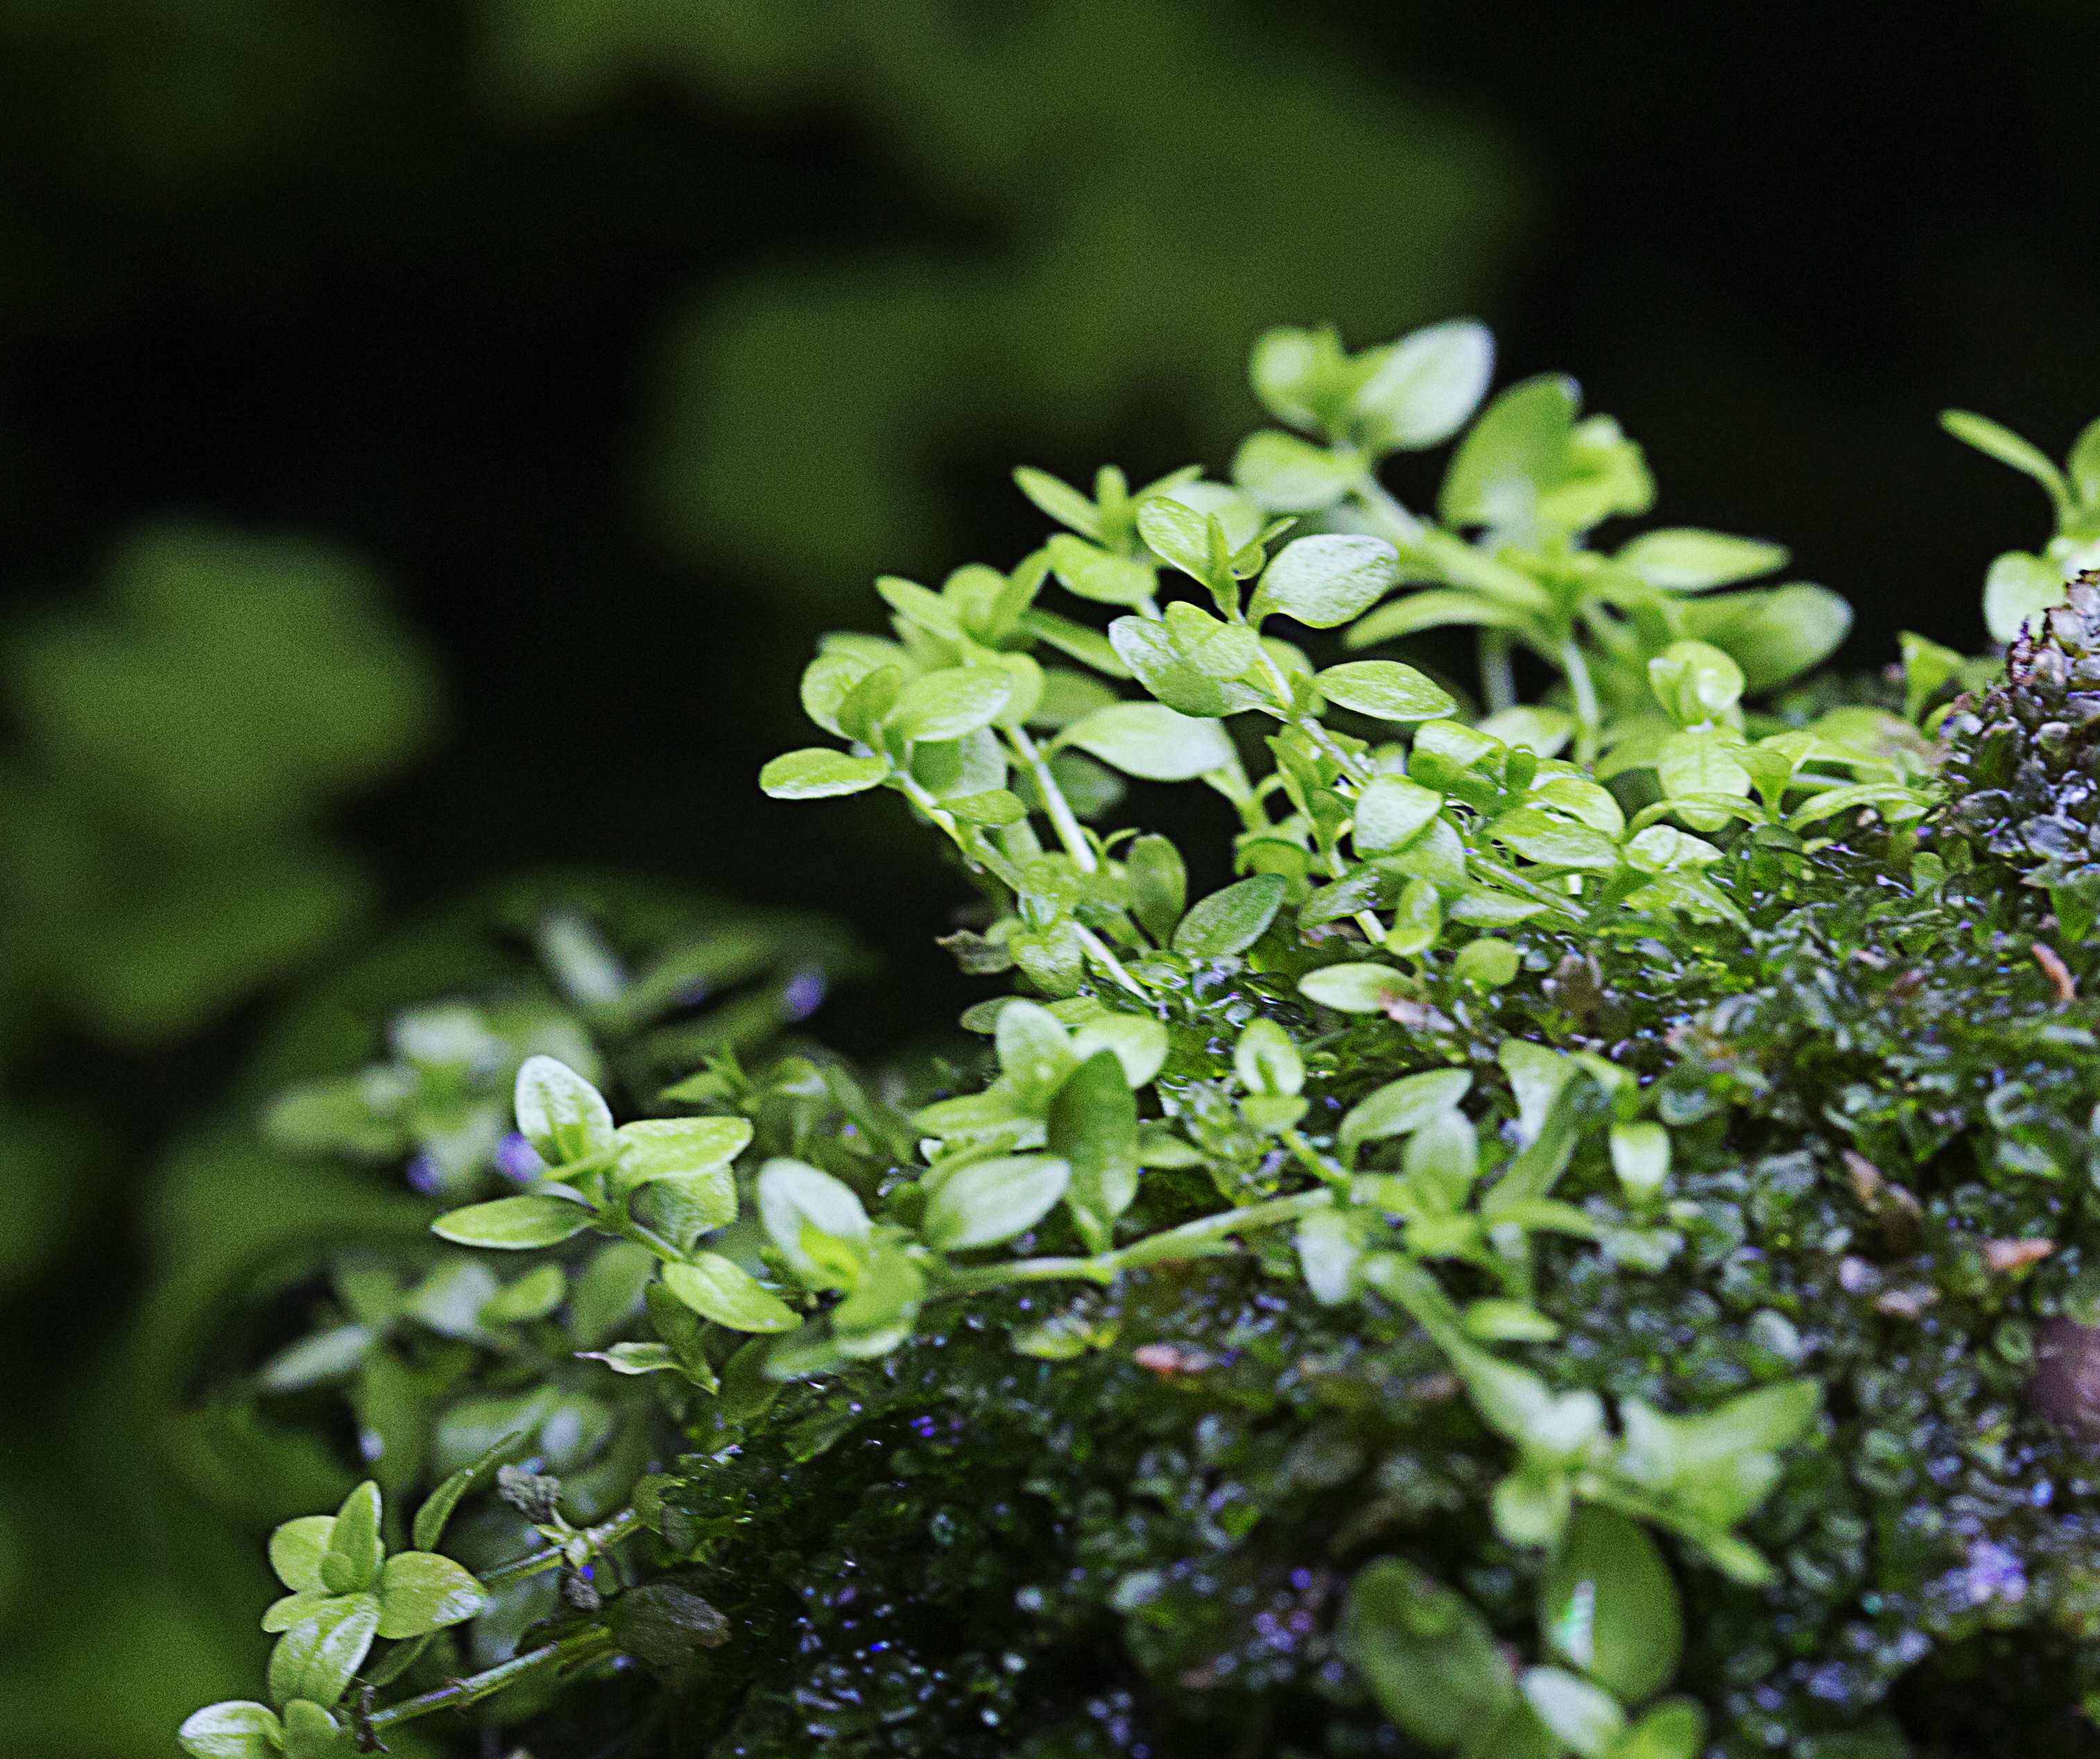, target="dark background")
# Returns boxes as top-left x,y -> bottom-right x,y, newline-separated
2,1 -> 2097,1750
